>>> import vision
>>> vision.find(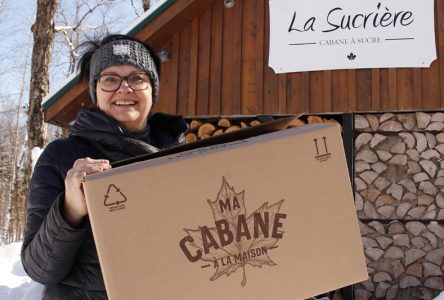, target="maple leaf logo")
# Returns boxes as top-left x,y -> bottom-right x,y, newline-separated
180,177 -> 286,287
